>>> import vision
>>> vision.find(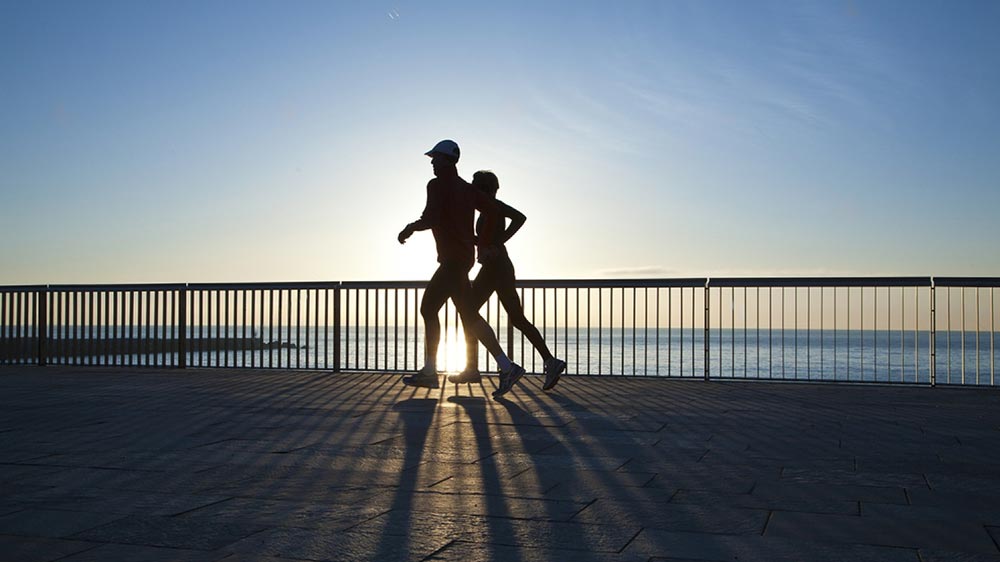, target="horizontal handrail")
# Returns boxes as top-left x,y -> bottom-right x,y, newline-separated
2,277 -> 996,291
710,277 -> 933,288
933,277 -> 1000,288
